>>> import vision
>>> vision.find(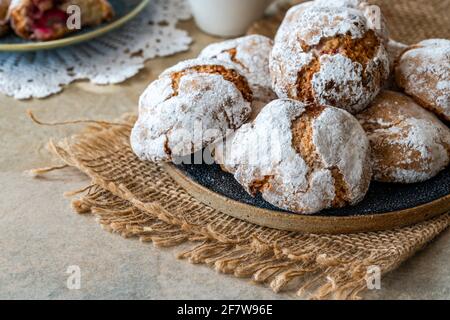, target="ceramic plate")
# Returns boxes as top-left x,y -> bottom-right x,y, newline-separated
163,162 -> 450,234
0,0 -> 149,52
